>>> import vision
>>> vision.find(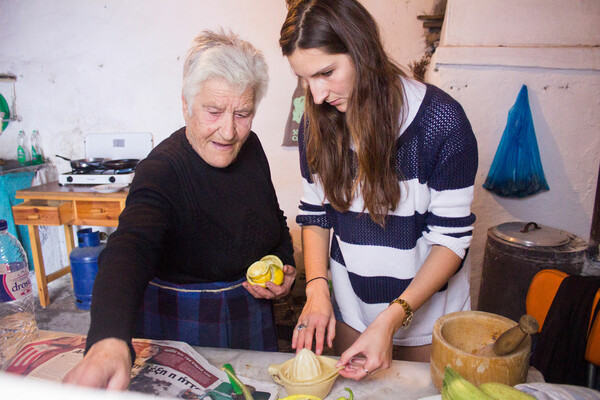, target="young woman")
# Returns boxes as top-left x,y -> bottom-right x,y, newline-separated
280,0 -> 478,380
